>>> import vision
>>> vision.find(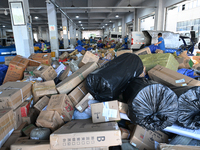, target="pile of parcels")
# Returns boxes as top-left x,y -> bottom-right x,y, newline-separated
1,46 -> 200,150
